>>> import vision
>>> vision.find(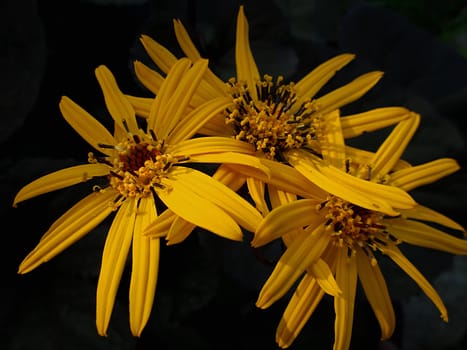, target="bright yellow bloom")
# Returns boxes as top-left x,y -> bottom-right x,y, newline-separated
252,112 -> 466,349
13,58 -> 265,336
130,5 -> 416,218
